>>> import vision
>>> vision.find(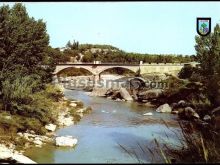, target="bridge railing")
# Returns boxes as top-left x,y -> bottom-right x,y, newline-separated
142,62 -> 185,65
57,62 -> 186,65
